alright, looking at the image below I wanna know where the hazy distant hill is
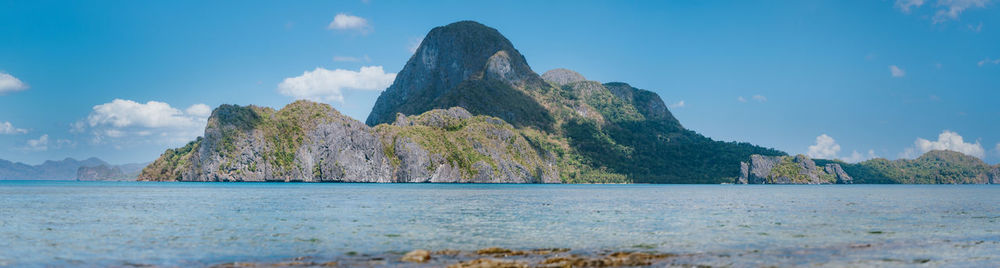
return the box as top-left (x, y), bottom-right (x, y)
top-left (0, 157), bottom-right (106, 180)
top-left (0, 157), bottom-right (145, 181)
top-left (76, 162), bottom-right (147, 181)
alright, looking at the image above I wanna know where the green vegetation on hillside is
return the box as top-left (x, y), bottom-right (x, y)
top-left (532, 81), bottom-right (784, 183)
top-left (375, 109), bottom-right (558, 181)
top-left (138, 137), bottom-right (202, 181)
top-left (814, 150), bottom-right (996, 184)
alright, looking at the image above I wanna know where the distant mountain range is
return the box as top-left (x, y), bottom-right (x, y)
top-left (136, 20), bottom-right (997, 184)
top-left (0, 157), bottom-right (145, 181)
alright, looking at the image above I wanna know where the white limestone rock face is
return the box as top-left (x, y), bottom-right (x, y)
top-left (142, 102), bottom-right (560, 184)
top-left (541, 68), bottom-right (586, 85)
top-left (737, 154), bottom-right (849, 184)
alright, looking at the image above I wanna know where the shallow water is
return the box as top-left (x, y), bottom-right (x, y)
top-left (0, 182), bottom-right (998, 266)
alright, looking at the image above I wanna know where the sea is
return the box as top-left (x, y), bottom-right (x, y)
top-left (1, 181), bottom-right (998, 267)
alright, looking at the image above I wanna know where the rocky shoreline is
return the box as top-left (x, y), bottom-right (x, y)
top-left (206, 248), bottom-right (677, 268)
top-left (192, 241), bottom-right (979, 268)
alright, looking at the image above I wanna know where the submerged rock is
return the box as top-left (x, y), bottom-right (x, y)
top-left (401, 250), bottom-right (431, 263)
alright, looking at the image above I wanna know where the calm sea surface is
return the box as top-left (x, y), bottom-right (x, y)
top-left (0, 182), bottom-right (998, 267)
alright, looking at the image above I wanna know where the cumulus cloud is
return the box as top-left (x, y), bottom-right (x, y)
top-left (737, 96), bottom-right (747, 103)
top-left (807, 134), bottom-right (841, 159)
top-left (978, 58), bottom-right (1000, 67)
top-left (901, 130), bottom-right (985, 158)
top-left (669, 100), bottom-right (685, 108)
top-left (896, 0), bottom-right (926, 13)
top-left (889, 65), bottom-right (906, 77)
top-left (841, 150), bottom-right (878, 163)
top-left (806, 134), bottom-right (876, 163)
top-left (933, 0), bottom-right (990, 23)
top-left (278, 66), bottom-right (396, 103)
top-left (25, 134), bottom-right (49, 151)
top-left (0, 72), bottom-right (28, 95)
top-left (0, 121), bottom-right (27, 134)
top-left (185, 103), bottom-right (212, 117)
top-left (79, 99), bottom-right (210, 144)
top-left (88, 99), bottom-right (204, 128)
top-left (328, 13), bottom-right (371, 33)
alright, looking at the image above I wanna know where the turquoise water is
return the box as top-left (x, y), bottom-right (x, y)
top-left (0, 182), bottom-right (998, 266)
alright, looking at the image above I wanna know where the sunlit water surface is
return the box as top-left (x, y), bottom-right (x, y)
top-left (1, 182), bottom-right (998, 266)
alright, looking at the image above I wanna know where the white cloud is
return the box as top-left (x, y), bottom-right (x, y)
top-left (328, 13), bottom-right (371, 33)
top-left (25, 134), bottom-right (49, 151)
top-left (933, 0), bottom-right (990, 23)
top-left (185, 104), bottom-right (212, 117)
top-left (737, 96), bottom-right (747, 103)
top-left (79, 99), bottom-right (209, 144)
top-left (669, 100), bottom-right (685, 108)
top-left (896, 0), bottom-right (926, 13)
top-left (901, 130), bottom-right (985, 158)
top-left (841, 150), bottom-right (878, 163)
top-left (333, 55), bottom-right (371, 63)
top-left (806, 134), bottom-right (876, 163)
top-left (889, 65), bottom-right (906, 77)
top-left (807, 134), bottom-right (841, 159)
top-left (0, 72), bottom-right (28, 95)
top-left (978, 58), bottom-right (1000, 67)
top-left (278, 66), bottom-right (396, 103)
top-left (0, 121), bottom-right (27, 134)
top-left (88, 99), bottom-right (204, 128)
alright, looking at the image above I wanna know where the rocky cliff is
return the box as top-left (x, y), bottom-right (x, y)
top-left (737, 154), bottom-right (851, 184)
top-left (139, 101), bottom-right (559, 183)
top-left (366, 21), bottom-right (554, 131)
top-left (991, 167), bottom-right (1000, 184)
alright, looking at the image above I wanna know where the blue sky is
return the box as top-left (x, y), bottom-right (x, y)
top-left (1, 0), bottom-right (998, 165)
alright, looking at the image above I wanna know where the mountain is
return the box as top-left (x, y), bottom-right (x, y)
top-left (367, 21), bottom-right (555, 131)
top-left (142, 20), bottom-right (784, 183)
top-left (815, 150), bottom-right (999, 184)
top-left (77, 162), bottom-right (147, 181)
top-left (139, 101), bottom-right (559, 182)
top-left (0, 157), bottom-right (108, 180)
top-left (736, 154), bottom-right (853, 184)
top-left (737, 150), bottom-right (1000, 184)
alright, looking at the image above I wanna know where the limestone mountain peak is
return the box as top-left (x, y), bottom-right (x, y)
top-left (365, 21), bottom-right (547, 127)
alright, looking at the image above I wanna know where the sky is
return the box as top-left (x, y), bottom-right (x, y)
top-left (1, 0), bottom-right (998, 165)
